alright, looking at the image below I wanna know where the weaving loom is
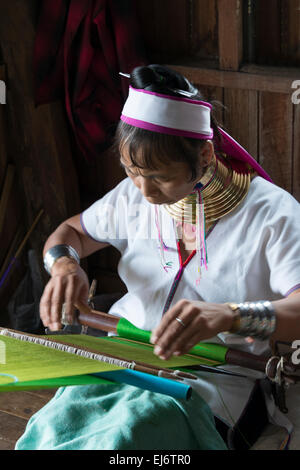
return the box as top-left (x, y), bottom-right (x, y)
top-left (0, 303), bottom-right (299, 405)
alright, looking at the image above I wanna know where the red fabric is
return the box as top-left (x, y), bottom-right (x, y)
top-left (33, 0), bottom-right (147, 161)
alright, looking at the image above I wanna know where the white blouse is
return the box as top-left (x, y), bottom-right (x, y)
top-left (81, 175), bottom-right (300, 426)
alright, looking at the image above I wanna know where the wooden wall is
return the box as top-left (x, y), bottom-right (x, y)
top-left (136, 0), bottom-right (300, 67)
top-left (92, 0), bottom-right (300, 295)
top-left (0, 1), bottom-right (81, 324)
top-left (135, 0), bottom-right (300, 200)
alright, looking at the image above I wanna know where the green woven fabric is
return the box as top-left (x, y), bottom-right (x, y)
top-left (0, 332), bottom-right (223, 393)
top-left (15, 383), bottom-right (227, 450)
top-left (0, 335), bottom-right (122, 390)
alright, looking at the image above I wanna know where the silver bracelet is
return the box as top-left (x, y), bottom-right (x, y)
top-left (43, 244), bottom-right (80, 275)
top-left (229, 301), bottom-right (276, 340)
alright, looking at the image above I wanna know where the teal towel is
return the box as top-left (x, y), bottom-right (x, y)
top-left (15, 383), bottom-right (227, 450)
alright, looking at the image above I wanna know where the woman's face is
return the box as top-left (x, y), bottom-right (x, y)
top-left (120, 142), bottom-right (212, 205)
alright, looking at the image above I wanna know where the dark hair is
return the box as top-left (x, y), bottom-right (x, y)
top-left (115, 64), bottom-right (221, 182)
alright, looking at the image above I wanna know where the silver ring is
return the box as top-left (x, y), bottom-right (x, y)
top-left (175, 317), bottom-right (186, 328)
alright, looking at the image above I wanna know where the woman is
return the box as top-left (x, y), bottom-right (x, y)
top-left (16, 65), bottom-right (300, 450)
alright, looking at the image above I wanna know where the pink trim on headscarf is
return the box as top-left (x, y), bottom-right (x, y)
top-left (217, 128), bottom-right (273, 183)
top-left (121, 115), bottom-right (214, 140)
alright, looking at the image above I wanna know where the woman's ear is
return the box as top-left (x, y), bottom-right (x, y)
top-left (200, 141), bottom-right (214, 167)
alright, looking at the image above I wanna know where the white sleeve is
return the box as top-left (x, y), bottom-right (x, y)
top-left (80, 178), bottom-right (132, 254)
top-left (264, 190), bottom-right (300, 297)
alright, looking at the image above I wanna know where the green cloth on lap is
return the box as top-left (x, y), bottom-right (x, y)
top-left (15, 383), bottom-right (227, 450)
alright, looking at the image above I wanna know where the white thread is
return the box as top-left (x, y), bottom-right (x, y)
top-left (0, 329), bottom-right (133, 369)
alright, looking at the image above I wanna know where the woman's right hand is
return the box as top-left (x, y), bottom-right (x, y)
top-left (39, 256), bottom-right (90, 331)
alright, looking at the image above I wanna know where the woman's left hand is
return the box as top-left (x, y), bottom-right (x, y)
top-left (150, 299), bottom-right (234, 360)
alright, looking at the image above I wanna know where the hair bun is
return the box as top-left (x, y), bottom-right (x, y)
top-left (130, 66), bottom-right (158, 90)
top-left (130, 64), bottom-right (199, 98)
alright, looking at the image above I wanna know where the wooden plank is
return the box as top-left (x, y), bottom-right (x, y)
top-left (0, 163), bottom-right (25, 283)
top-left (217, 0), bottom-right (243, 70)
top-left (0, 437), bottom-right (15, 450)
top-left (255, 0), bottom-right (281, 66)
top-left (47, 102), bottom-right (81, 218)
top-left (243, 0), bottom-right (256, 63)
top-left (286, 0), bottom-right (300, 65)
top-left (0, 164), bottom-right (14, 234)
top-left (168, 64), bottom-right (300, 94)
top-left (293, 102), bottom-right (300, 202)
top-left (223, 88), bottom-right (258, 159)
top-left (0, 228), bottom-right (23, 281)
top-left (0, 390), bottom-right (56, 449)
top-left (136, 0), bottom-right (190, 61)
top-left (281, 0), bottom-right (290, 63)
top-left (190, 0), bottom-right (218, 60)
top-left (0, 65), bottom-right (7, 191)
top-left (0, 391), bottom-right (55, 420)
top-left (0, 109), bottom-right (7, 189)
top-left (0, 191), bottom-right (23, 273)
top-left (240, 63), bottom-right (300, 78)
top-left (24, 389), bottom-right (58, 400)
top-left (259, 92), bottom-right (293, 191)
top-left (0, 1), bottom-right (81, 282)
top-left (278, 0), bottom-right (300, 66)
top-left (0, 410), bottom-right (28, 449)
